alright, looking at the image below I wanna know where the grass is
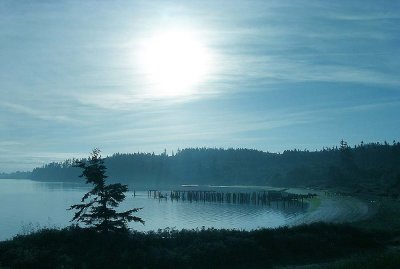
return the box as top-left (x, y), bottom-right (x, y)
top-left (277, 197), bottom-right (400, 269)
top-left (279, 250), bottom-right (400, 269)
top-left (306, 196), bottom-right (321, 212)
top-left (352, 198), bottom-right (400, 233)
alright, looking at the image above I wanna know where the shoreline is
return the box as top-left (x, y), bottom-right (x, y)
top-left (288, 188), bottom-right (376, 226)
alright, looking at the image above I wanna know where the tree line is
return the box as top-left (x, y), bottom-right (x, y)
top-left (26, 141), bottom-right (400, 192)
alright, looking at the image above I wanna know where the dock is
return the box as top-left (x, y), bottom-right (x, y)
top-left (147, 189), bottom-right (317, 208)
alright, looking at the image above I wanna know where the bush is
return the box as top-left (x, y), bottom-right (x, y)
top-left (0, 223), bottom-right (385, 269)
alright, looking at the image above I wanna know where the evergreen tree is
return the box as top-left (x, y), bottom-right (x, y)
top-left (340, 139), bottom-right (356, 171)
top-left (69, 148), bottom-right (144, 232)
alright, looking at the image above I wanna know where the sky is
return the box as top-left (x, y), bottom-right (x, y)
top-left (0, 0), bottom-right (399, 172)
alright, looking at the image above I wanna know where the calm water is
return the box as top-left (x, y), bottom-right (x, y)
top-left (0, 179), bottom-right (307, 240)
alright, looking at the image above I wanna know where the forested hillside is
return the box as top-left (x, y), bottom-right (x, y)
top-left (27, 141), bottom-right (400, 193)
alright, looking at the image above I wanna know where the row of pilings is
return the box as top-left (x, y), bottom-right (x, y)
top-left (147, 189), bottom-right (317, 207)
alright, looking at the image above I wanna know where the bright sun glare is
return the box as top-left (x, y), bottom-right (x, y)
top-left (138, 30), bottom-right (212, 98)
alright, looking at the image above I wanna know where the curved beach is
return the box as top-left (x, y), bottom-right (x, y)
top-left (290, 191), bottom-right (375, 226)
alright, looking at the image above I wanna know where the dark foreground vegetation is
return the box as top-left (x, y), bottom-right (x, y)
top-left (0, 223), bottom-right (389, 269)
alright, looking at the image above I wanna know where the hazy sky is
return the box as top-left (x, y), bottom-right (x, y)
top-left (1, 0), bottom-right (399, 172)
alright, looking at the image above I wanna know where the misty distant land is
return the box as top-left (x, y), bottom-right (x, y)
top-left (2, 141), bottom-right (400, 197)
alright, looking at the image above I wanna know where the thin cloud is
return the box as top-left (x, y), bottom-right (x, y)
top-left (0, 102), bottom-right (84, 124)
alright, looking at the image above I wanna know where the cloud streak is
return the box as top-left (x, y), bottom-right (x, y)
top-left (0, 102), bottom-right (84, 124)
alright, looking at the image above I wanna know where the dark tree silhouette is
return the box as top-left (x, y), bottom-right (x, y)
top-left (32, 142), bottom-right (400, 189)
top-left (69, 148), bottom-right (144, 232)
top-left (340, 139), bottom-right (357, 171)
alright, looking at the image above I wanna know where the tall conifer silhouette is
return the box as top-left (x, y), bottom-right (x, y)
top-left (69, 148), bottom-right (144, 232)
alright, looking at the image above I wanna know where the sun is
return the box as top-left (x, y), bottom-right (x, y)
top-left (138, 30), bottom-right (212, 98)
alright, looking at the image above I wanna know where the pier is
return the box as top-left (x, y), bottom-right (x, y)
top-left (147, 189), bottom-right (317, 207)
